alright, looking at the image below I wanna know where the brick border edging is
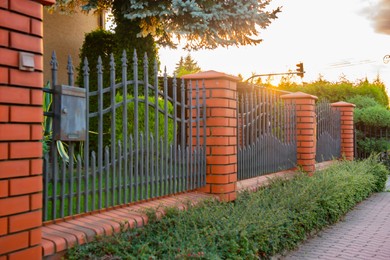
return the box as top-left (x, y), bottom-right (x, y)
top-left (41, 192), bottom-right (215, 259)
top-left (41, 160), bottom-right (338, 259)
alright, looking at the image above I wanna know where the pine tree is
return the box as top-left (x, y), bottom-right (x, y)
top-left (174, 54), bottom-right (201, 77)
top-left (51, 0), bottom-right (280, 50)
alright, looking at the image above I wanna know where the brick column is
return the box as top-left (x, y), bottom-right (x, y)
top-left (183, 71), bottom-right (239, 201)
top-left (331, 102), bottom-right (355, 161)
top-left (0, 0), bottom-right (54, 259)
top-left (281, 92), bottom-right (318, 175)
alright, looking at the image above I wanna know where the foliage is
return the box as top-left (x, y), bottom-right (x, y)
top-left (277, 78), bottom-right (389, 107)
top-left (114, 94), bottom-right (175, 143)
top-left (355, 106), bottom-right (390, 127)
top-left (357, 138), bottom-right (390, 154)
top-left (66, 158), bottom-right (388, 259)
top-left (75, 27), bottom-right (157, 150)
top-left (174, 53), bottom-right (201, 77)
top-left (346, 95), bottom-right (379, 109)
top-left (49, 0), bottom-right (281, 50)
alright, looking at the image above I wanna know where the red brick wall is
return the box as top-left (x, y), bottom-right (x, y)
top-left (183, 71), bottom-right (239, 201)
top-left (331, 102), bottom-right (355, 161)
top-left (0, 0), bottom-right (54, 259)
top-left (281, 92), bottom-right (318, 175)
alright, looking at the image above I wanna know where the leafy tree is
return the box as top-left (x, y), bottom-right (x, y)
top-left (174, 54), bottom-right (201, 77)
top-left (50, 0), bottom-right (281, 50)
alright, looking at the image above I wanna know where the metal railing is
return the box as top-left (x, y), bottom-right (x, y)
top-left (355, 124), bottom-right (390, 168)
top-left (43, 51), bottom-right (207, 221)
top-left (237, 85), bottom-right (297, 180)
top-left (315, 100), bottom-right (341, 162)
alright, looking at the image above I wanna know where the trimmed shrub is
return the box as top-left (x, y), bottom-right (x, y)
top-left (114, 94), bottom-right (175, 143)
top-left (346, 95), bottom-right (379, 109)
top-left (66, 159), bottom-right (389, 259)
top-left (356, 105), bottom-right (390, 127)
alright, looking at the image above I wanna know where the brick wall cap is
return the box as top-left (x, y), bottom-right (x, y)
top-left (34, 0), bottom-right (55, 5)
top-left (331, 101), bottom-right (356, 108)
top-left (182, 70), bottom-right (240, 82)
top-left (280, 91), bottom-right (318, 100)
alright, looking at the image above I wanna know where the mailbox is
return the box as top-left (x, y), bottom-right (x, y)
top-left (53, 85), bottom-right (86, 141)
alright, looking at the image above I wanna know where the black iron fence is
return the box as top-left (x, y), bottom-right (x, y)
top-left (315, 100), bottom-right (341, 162)
top-left (43, 51), bottom-right (207, 221)
top-left (355, 124), bottom-right (390, 168)
top-left (237, 85), bottom-right (297, 180)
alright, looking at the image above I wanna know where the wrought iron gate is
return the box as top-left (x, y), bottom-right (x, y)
top-left (237, 85), bottom-right (297, 180)
top-left (315, 100), bottom-right (341, 162)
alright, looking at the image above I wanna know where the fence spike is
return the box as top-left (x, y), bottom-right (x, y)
top-left (50, 51), bottom-right (58, 70)
top-left (83, 57), bottom-right (90, 76)
top-left (110, 53), bottom-right (115, 71)
top-left (67, 55), bottom-right (74, 86)
top-left (97, 56), bottom-right (103, 74)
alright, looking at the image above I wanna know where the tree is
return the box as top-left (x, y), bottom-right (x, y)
top-left (50, 0), bottom-right (281, 50)
top-left (174, 54), bottom-right (201, 77)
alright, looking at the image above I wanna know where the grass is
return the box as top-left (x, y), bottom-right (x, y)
top-left (44, 164), bottom-right (203, 221)
top-left (66, 157), bottom-right (389, 259)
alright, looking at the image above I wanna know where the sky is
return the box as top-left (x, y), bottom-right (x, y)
top-left (158, 0), bottom-right (390, 93)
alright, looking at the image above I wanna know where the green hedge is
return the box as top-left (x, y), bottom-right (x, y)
top-left (66, 158), bottom-right (389, 259)
top-left (114, 94), bottom-right (175, 143)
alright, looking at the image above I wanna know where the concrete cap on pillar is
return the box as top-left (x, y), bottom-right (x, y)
top-left (331, 101), bottom-right (356, 107)
top-left (280, 91), bottom-right (318, 100)
top-left (182, 70), bottom-right (240, 82)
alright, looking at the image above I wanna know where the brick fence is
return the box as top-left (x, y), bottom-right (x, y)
top-left (0, 1), bottom-right (355, 259)
top-left (0, 0), bottom-right (54, 259)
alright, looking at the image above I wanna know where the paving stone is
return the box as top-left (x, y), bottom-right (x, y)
top-left (283, 180), bottom-right (390, 260)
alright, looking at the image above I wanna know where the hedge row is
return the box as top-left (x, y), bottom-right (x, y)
top-left (67, 158), bottom-right (389, 259)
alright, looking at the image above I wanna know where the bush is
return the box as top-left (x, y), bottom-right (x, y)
top-left (346, 95), bottom-right (379, 109)
top-left (66, 159), bottom-right (389, 259)
top-left (356, 105), bottom-right (390, 127)
top-left (114, 94), bottom-right (175, 143)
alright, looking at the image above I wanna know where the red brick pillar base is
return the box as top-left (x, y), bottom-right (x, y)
top-left (0, 0), bottom-right (54, 259)
top-left (331, 102), bottom-right (355, 161)
top-left (281, 92), bottom-right (318, 175)
top-left (183, 71), bottom-right (239, 201)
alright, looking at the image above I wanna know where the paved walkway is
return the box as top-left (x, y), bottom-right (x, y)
top-left (282, 178), bottom-right (390, 260)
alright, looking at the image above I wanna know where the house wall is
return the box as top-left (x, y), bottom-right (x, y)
top-left (43, 9), bottom-right (101, 86)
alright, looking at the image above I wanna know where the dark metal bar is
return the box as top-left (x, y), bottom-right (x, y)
top-left (91, 151), bottom-right (96, 211)
top-left (67, 55), bottom-right (74, 86)
top-left (118, 141), bottom-right (122, 204)
top-left (133, 50), bottom-right (139, 202)
top-left (188, 81), bottom-right (193, 190)
top-left (109, 54), bottom-right (116, 206)
top-left (105, 146), bottom-right (109, 208)
top-left (97, 57), bottom-right (104, 200)
top-left (173, 76), bottom-right (178, 193)
top-left (83, 57), bottom-right (90, 213)
top-left (76, 154), bottom-right (82, 215)
top-left (60, 160), bottom-right (66, 218)
top-left (140, 132), bottom-right (144, 200)
top-left (43, 154), bottom-right (49, 221)
top-left (129, 135), bottom-right (134, 202)
top-left (121, 51), bottom-right (129, 204)
top-left (143, 54), bottom-right (149, 201)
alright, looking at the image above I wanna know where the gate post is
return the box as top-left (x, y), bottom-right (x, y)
top-left (183, 71), bottom-right (239, 201)
top-left (0, 0), bottom-right (54, 259)
top-left (331, 102), bottom-right (355, 161)
top-left (281, 92), bottom-right (318, 175)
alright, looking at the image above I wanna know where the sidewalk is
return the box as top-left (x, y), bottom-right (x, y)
top-left (281, 178), bottom-right (390, 260)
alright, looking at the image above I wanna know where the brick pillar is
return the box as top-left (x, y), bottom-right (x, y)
top-left (281, 92), bottom-right (318, 175)
top-left (0, 0), bottom-right (54, 259)
top-left (331, 102), bottom-right (355, 161)
top-left (183, 71), bottom-right (239, 201)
